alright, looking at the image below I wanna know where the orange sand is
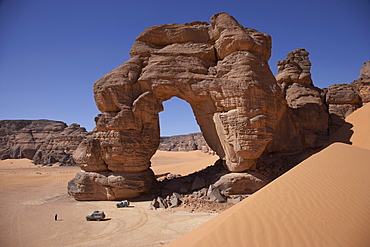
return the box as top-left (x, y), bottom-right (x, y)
top-left (334, 102), bottom-right (370, 150)
top-left (151, 150), bottom-right (219, 176)
top-left (0, 151), bottom-right (218, 247)
top-left (1, 104), bottom-right (369, 247)
top-left (166, 103), bottom-right (370, 247)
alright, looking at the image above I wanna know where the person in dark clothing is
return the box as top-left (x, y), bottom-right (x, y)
top-left (54, 214), bottom-right (58, 221)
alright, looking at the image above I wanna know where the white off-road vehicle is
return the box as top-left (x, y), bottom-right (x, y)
top-left (86, 211), bottom-right (105, 221)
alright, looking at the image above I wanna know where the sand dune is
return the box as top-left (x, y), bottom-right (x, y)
top-left (166, 104), bottom-right (370, 247)
top-left (329, 103), bottom-right (370, 150)
top-left (1, 105), bottom-right (369, 246)
top-left (340, 103), bottom-right (370, 150)
top-left (167, 143), bottom-right (370, 247)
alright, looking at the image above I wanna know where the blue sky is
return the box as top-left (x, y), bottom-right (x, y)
top-left (0, 0), bottom-right (369, 136)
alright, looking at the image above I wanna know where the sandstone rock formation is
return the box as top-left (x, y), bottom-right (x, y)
top-left (258, 54), bottom-right (370, 180)
top-left (68, 12), bottom-right (284, 200)
top-left (325, 61), bottom-right (369, 132)
top-left (158, 133), bottom-right (214, 154)
top-left (213, 172), bottom-right (268, 196)
top-left (352, 60), bottom-right (370, 104)
top-left (325, 83), bottom-right (362, 130)
top-left (0, 120), bottom-right (87, 165)
top-left (276, 48), bottom-right (313, 87)
top-left (268, 48), bottom-right (329, 152)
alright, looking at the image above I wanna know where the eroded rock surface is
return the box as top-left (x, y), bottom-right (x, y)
top-left (158, 133), bottom-right (214, 154)
top-left (259, 54), bottom-right (370, 180)
top-left (352, 60), bottom-right (370, 104)
top-left (269, 48), bottom-right (329, 152)
top-left (326, 83), bottom-right (362, 131)
top-left (0, 120), bottom-right (87, 165)
top-left (325, 61), bottom-right (369, 132)
top-left (68, 12), bottom-right (284, 200)
top-left (276, 48), bottom-right (313, 87)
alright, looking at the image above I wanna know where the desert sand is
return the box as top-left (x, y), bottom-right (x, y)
top-left (2, 104), bottom-right (369, 247)
top-left (330, 102), bottom-right (370, 150)
top-left (151, 150), bottom-right (219, 176)
top-left (0, 151), bottom-right (218, 247)
top-left (166, 103), bottom-right (370, 247)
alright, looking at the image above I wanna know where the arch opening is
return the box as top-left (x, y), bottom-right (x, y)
top-left (159, 97), bottom-right (200, 137)
top-left (153, 96), bottom-right (219, 178)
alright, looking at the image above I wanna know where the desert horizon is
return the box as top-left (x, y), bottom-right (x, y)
top-left (0, 150), bottom-right (220, 247)
top-left (1, 103), bottom-right (369, 246)
top-left (1, 4), bottom-right (369, 246)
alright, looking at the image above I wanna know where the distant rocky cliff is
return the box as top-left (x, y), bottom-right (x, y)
top-left (0, 120), bottom-right (88, 165)
top-left (158, 133), bottom-right (214, 154)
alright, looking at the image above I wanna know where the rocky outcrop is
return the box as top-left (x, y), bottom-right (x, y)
top-left (325, 61), bottom-right (369, 132)
top-left (276, 48), bottom-right (313, 87)
top-left (352, 60), bottom-right (370, 104)
top-left (325, 83), bottom-right (362, 131)
top-left (268, 48), bottom-right (329, 153)
top-left (0, 120), bottom-right (87, 165)
top-left (158, 133), bottom-right (214, 154)
top-left (68, 12), bottom-right (284, 200)
top-left (258, 54), bottom-right (370, 180)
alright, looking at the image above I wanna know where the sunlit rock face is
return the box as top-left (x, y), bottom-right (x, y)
top-left (268, 48), bottom-right (329, 152)
top-left (0, 120), bottom-right (87, 165)
top-left (68, 12), bottom-right (284, 200)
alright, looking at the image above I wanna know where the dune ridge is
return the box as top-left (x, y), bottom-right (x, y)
top-left (166, 104), bottom-right (370, 246)
top-left (166, 143), bottom-right (370, 247)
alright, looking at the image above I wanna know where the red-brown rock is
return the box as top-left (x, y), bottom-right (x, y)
top-left (0, 120), bottom-right (87, 165)
top-left (69, 12), bottom-right (284, 200)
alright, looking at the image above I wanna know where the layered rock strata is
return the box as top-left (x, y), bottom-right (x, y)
top-left (268, 48), bottom-right (329, 152)
top-left (158, 133), bottom-right (214, 154)
top-left (259, 54), bottom-right (369, 180)
top-left (68, 12), bottom-right (284, 200)
top-left (0, 120), bottom-right (87, 165)
top-left (325, 83), bottom-right (362, 131)
top-left (352, 60), bottom-right (370, 103)
top-left (325, 61), bottom-right (369, 132)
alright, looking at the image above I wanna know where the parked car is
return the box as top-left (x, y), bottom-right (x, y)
top-left (116, 200), bottom-right (130, 208)
top-left (86, 211), bottom-right (105, 221)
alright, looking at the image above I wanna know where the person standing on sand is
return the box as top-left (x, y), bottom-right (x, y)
top-left (54, 214), bottom-right (58, 221)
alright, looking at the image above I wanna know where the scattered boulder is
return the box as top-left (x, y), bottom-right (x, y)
top-left (207, 185), bottom-right (226, 203)
top-left (150, 193), bottom-right (183, 209)
top-left (150, 198), bottom-right (159, 210)
top-left (170, 193), bottom-right (182, 208)
top-left (157, 196), bottom-right (168, 209)
top-left (230, 196), bottom-right (245, 205)
top-left (213, 172), bottom-right (268, 196)
top-left (67, 169), bottom-right (155, 200)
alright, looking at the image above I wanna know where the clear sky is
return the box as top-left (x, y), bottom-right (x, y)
top-left (0, 0), bottom-right (369, 136)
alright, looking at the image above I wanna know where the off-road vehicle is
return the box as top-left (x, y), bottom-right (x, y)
top-left (86, 211), bottom-right (105, 221)
top-left (116, 200), bottom-right (130, 208)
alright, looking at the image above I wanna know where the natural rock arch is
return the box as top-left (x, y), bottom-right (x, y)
top-left (68, 13), bottom-right (284, 200)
